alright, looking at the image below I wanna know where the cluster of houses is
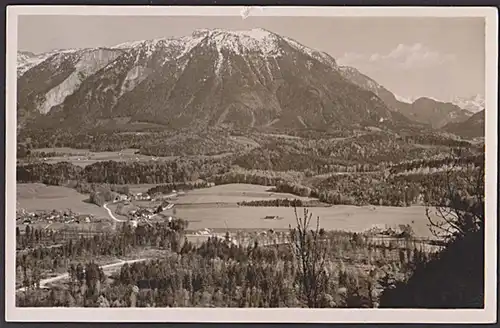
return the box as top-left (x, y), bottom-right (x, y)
top-left (111, 192), bottom-right (156, 203)
top-left (132, 193), bottom-right (151, 201)
top-left (16, 209), bottom-right (95, 225)
top-left (127, 201), bottom-right (175, 228)
top-left (194, 228), bottom-right (213, 236)
top-left (129, 207), bottom-right (155, 220)
top-left (112, 189), bottom-right (182, 206)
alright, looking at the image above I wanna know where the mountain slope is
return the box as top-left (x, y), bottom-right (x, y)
top-left (336, 66), bottom-right (473, 129)
top-left (18, 48), bottom-right (125, 116)
top-left (17, 51), bottom-right (54, 78)
top-left (19, 28), bottom-right (406, 133)
top-left (442, 110), bottom-right (485, 138)
top-left (404, 97), bottom-right (473, 129)
top-left (338, 66), bottom-right (401, 111)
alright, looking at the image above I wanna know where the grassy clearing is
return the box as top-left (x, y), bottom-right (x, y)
top-left (30, 147), bottom-right (233, 167)
top-left (32, 148), bottom-right (176, 167)
top-left (173, 205), bottom-right (436, 237)
top-left (176, 183), bottom-right (316, 204)
top-left (17, 183), bottom-right (109, 219)
top-left (167, 184), bottom-right (437, 238)
top-left (17, 183), bottom-right (437, 238)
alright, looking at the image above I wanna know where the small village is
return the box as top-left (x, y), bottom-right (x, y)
top-left (16, 208), bottom-right (98, 226)
top-left (15, 189), bottom-right (180, 230)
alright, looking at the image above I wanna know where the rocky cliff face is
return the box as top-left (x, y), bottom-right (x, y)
top-left (18, 48), bottom-right (125, 117)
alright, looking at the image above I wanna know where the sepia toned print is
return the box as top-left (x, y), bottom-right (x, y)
top-left (5, 6), bottom-right (497, 323)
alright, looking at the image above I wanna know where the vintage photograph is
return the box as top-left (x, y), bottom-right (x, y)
top-left (5, 5), bottom-right (497, 323)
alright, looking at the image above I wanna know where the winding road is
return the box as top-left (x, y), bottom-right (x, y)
top-left (16, 258), bottom-right (147, 292)
top-left (103, 203), bottom-right (127, 222)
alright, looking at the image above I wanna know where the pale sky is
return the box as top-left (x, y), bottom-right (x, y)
top-left (18, 15), bottom-right (485, 101)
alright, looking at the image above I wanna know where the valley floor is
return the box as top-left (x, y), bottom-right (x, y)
top-left (17, 182), bottom-right (436, 237)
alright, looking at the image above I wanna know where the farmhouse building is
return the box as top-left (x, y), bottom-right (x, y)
top-left (134, 193), bottom-right (151, 201)
top-left (113, 193), bottom-right (129, 202)
top-left (77, 214), bottom-right (92, 223)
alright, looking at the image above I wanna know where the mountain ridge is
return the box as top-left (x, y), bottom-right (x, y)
top-left (16, 28), bottom-right (477, 135)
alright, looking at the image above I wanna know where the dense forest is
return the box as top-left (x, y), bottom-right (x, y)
top-left (19, 128), bottom-right (476, 163)
top-left (16, 150), bottom-right (483, 208)
top-left (17, 159), bottom-right (232, 186)
top-left (17, 220), bottom-right (433, 308)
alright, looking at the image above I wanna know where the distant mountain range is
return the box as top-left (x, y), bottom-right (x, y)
top-left (450, 94), bottom-right (485, 113)
top-left (336, 67), bottom-right (475, 129)
top-left (443, 110), bottom-right (485, 138)
top-left (16, 28), bottom-right (483, 137)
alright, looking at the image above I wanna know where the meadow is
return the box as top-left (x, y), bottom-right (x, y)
top-left (174, 205), bottom-right (435, 237)
top-left (17, 182), bottom-right (436, 238)
top-left (31, 148), bottom-right (174, 167)
top-left (17, 183), bottom-right (109, 219)
top-left (160, 184), bottom-right (435, 237)
top-left (176, 184), bottom-right (316, 204)
top-left (29, 147), bottom-right (232, 167)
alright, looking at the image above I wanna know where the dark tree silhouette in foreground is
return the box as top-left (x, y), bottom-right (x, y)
top-left (288, 207), bottom-right (328, 308)
top-left (380, 150), bottom-right (485, 308)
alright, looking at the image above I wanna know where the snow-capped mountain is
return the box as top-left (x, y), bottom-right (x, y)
top-left (18, 28), bottom-right (408, 133)
top-left (451, 94), bottom-right (485, 113)
top-left (394, 94), bottom-right (414, 104)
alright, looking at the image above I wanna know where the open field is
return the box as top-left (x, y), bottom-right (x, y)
top-left (164, 184), bottom-right (437, 238)
top-left (173, 205), bottom-right (436, 238)
top-left (174, 184), bottom-right (318, 204)
top-left (17, 183), bottom-right (109, 219)
top-left (127, 184), bottom-right (160, 195)
top-left (17, 183), bottom-right (437, 238)
top-left (31, 148), bottom-right (176, 167)
top-left (30, 147), bottom-right (233, 167)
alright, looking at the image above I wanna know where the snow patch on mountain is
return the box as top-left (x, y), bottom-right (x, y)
top-left (394, 94), bottom-right (413, 104)
top-left (111, 28), bottom-right (337, 77)
top-left (194, 28), bottom-right (282, 57)
top-left (451, 94), bottom-right (485, 113)
top-left (18, 51), bottom-right (55, 77)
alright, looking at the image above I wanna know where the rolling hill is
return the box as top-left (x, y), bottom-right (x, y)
top-left (442, 110), bottom-right (485, 138)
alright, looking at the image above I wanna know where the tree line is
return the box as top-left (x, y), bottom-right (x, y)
top-left (237, 199), bottom-right (305, 207)
top-left (17, 159), bottom-right (232, 186)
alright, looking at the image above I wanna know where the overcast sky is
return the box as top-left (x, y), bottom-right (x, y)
top-left (18, 15), bottom-right (485, 101)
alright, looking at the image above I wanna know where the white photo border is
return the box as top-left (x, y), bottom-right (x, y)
top-left (4, 5), bottom-right (498, 323)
